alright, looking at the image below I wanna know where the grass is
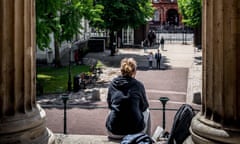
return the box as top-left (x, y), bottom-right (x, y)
top-left (37, 65), bottom-right (90, 94)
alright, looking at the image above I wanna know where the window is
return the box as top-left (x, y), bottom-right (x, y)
top-left (122, 27), bottom-right (134, 45)
top-left (154, 10), bottom-right (160, 21)
top-left (153, 0), bottom-right (160, 3)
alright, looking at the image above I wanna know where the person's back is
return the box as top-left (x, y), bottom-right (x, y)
top-left (106, 58), bottom-right (150, 139)
top-left (106, 76), bottom-right (147, 135)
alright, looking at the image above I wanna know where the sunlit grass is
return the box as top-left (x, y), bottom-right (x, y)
top-left (37, 74), bottom-right (53, 79)
top-left (37, 65), bottom-right (90, 94)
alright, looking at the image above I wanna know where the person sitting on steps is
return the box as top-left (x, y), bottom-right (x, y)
top-left (106, 58), bottom-right (151, 139)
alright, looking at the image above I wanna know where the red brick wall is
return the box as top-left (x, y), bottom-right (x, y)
top-left (152, 2), bottom-right (182, 25)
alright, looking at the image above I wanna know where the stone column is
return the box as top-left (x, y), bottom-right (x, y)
top-left (190, 0), bottom-right (240, 143)
top-left (0, 0), bottom-right (55, 143)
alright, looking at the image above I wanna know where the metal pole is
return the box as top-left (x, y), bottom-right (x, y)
top-left (68, 44), bottom-right (72, 91)
top-left (184, 29), bottom-right (187, 44)
top-left (63, 99), bottom-right (67, 134)
top-left (182, 26), bottom-right (184, 44)
top-left (159, 97), bottom-right (169, 130)
top-left (61, 94), bottom-right (69, 134)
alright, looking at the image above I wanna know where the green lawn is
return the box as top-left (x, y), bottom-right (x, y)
top-left (37, 65), bottom-right (90, 94)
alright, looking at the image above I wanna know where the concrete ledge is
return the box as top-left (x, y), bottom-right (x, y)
top-left (55, 134), bottom-right (120, 144)
top-left (186, 50), bottom-right (202, 106)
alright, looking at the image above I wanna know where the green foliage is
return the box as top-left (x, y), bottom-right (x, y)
top-left (37, 65), bottom-right (90, 94)
top-left (36, 0), bottom-right (103, 50)
top-left (93, 0), bottom-right (154, 31)
top-left (177, 0), bottom-right (202, 28)
top-left (36, 0), bottom-right (61, 50)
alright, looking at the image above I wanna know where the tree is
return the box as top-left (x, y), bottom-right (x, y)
top-left (36, 0), bottom-right (60, 50)
top-left (36, 0), bottom-right (103, 66)
top-left (177, 0), bottom-right (202, 46)
top-left (93, 0), bottom-right (154, 55)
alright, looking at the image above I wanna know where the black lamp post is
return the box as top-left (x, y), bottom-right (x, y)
top-left (182, 26), bottom-right (185, 44)
top-left (184, 29), bottom-right (187, 44)
top-left (67, 43), bottom-right (72, 92)
top-left (159, 97), bottom-right (169, 130)
top-left (61, 94), bottom-right (69, 134)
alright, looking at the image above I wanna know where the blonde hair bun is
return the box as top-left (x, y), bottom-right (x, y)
top-left (120, 58), bottom-right (137, 77)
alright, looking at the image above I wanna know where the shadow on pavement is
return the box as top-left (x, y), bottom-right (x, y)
top-left (85, 51), bottom-right (172, 71)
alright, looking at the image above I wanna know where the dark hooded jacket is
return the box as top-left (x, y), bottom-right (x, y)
top-left (106, 75), bottom-right (149, 135)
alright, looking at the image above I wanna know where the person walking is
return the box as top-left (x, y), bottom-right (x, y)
top-left (160, 36), bottom-right (165, 51)
top-left (148, 30), bottom-right (156, 48)
top-left (155, 49), bottom-right (162, 69)
top-left (142, 38), bottom-right (148, 53)
top-left (148, 52), bottom-right (154, 69)
top-left (105, 58), bottom-right (151, 139)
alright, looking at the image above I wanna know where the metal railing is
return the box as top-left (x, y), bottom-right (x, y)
top-left (155, 32), bottom-right (194, 45)
top-left (58, 95), bottom-right (200, 134)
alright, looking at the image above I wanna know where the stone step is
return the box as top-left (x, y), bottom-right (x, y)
top-left (54, 133), bottom-right (191, 144)
top-left (55, 134), bottom-right (120, 144)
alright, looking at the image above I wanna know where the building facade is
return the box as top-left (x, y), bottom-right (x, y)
top-left (150, 0), bottom-right (182, 29)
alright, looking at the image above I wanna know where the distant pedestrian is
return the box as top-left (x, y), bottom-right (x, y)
top-left (155, 49), bottom-right (162, 69)
top-left (148, 52), bottom-right (154, 69)
top-left (117, 37), bottom-right (122, 48)
top-left (142, 39), bottom-right (148, 53)
top-left (148, 30), bottom-right (156, 48)
top-left (160, 36), bottom-right (165, 51)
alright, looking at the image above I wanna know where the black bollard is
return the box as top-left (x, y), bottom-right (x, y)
top-left (159, 97), bottom-right (169, 130)
top-left (61, 94), bottom-right (69, 134)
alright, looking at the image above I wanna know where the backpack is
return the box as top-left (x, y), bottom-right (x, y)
top-left (167, 104), bottom-right (195, 144)
top-left (120, 133), bottom-right (154, 144)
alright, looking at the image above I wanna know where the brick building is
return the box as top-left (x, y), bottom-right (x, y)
top-left (150, 0), bottom-right (182, 29)
top-left (122, 0), bottom-right (183, 47)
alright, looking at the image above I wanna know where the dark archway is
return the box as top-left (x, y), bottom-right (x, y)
top-left (166, 9), bottom-right (179, 26)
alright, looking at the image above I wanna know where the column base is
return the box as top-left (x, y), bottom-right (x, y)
top-left (0, 104), bottom-right (55, 144)
top-left (190, 113), bottom-right (240, 144)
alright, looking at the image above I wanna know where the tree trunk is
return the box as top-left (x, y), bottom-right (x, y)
top-left (54, 39), bottom-right (62, 67)
top-left (109, 30), bottom-right (115, 56)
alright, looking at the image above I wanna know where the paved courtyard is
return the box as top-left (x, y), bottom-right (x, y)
top-left (37, 43), bottom-right (202, 143)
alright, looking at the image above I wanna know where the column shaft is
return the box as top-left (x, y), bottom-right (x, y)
top-left (191, 0), bottom-right (240, 143)
top-left (0, 0), bottom-right (54, 143)
top-left (0, 0), bottom-right (35, 116)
